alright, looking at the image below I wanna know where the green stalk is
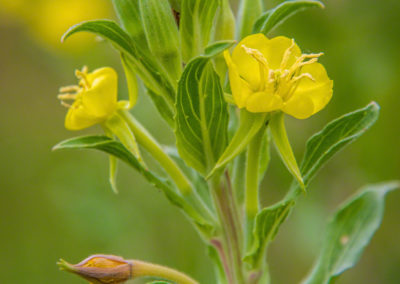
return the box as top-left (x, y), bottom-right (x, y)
top-left (119, 109), bottom-right (215, 222)
top-left (119, 109), bottom-right (191, 195)
top-left (245, 124), bottom-right (266, 249)
top-left (210, 173), bottom-right (245, 284)
top-left (132, 259), bottom-right (199, 284)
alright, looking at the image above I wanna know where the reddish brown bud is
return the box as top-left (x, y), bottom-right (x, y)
top-left (57, 254), bottom-right (132, 284)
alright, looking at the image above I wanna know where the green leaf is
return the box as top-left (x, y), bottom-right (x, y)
top-left (139, 0), bottom-right (182, 82)
top-left (147, 89), bottom-right (175, 128)
top-left (53, 136), bottom-right (214, 236)
top-left (112, 0), bottom-right (148, 49)
top-left (180, 0), bottom-right (220, 62)
top-left (175, 56), bottom-right (229, 176)
top-left (209, 110), bottom-right (267, 178)
top-left (62, 19), bottom-right (134, 56)
top-left (252, 0), bottom-right (324, 35)
top-left (245, 103), bottom-right (381, 268)
top-left (270, 112), bottom-right (304, 190)
top-left (300, 102), bottom-right (380, 188)
top-left (237, 0), bottom-right (263, 39)
top-left (204, 40), bottom-right (236, 57)
top-left (244, 200), bottom-right (295, 266)
top-left (303, 181), bottom-right (400, 284)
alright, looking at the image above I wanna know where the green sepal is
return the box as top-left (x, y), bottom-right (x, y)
top-left (53, 136), bottom-right (215, 237)
top-left (208, 110), bottom-right (268, 179)
top-left (269, 112), bottom-right (304, 191)
top-left (303, 181), bottom-right (399, 284)
top-left (139, 0), bottom-right (182, 83)
top-left (237, 0), bottom-right (263, 39)
top-left (180, 0), bottom-right (220, 62)
top-left (108, 155), bottom-right (119, 194)
top-left (120, 53), bottom-right (138, 109)
top-left (175, 55), bottom-right (229, 176)
top-left (103, 113), bottom-right (142, 163)
top-left (252, 0), bottom-right (324, 35)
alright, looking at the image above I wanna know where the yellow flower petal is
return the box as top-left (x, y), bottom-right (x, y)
top-left (245, 92), bottom-right (283, 113)
top-left (232, 33), bottom-right (269, 89)
top-left (82, 67), bottom-right (118, 117)
top-left (284, 63), bottom-right (333, 119)
top-left (224, 50), bottom-right (253, 108)
top-left (259, 36), bottom-right (301, 70)
top-left (65, 105), bottom-right (103, 130)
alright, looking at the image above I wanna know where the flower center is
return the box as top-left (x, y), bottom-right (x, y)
top-left (58, 66), bottom-right (90, 108)
top-left (241, 42), bottom-right (323, 101)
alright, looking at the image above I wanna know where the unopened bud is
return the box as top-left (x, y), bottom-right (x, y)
top-left (57, 254), bottom-right (132, 284)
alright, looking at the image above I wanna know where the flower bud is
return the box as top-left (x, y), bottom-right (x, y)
top-left (57, 254), bottom-right (132, 284)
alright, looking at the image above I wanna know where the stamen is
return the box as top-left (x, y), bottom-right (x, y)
top-left (280, 39), bottom-right (296, 69)
top-left (292, 73), bottom-right (315, 82)
top-left (75, 66), bottom-right (90, 89)
top-left (58, 93), bottom-right (78, 100)
top-left (59, 85), bottom-right (80, 93)
top-left (293, 53), bottom-right (323, 68)
top-left (241, 45), bottom-right (269, 67)
top-left (60, 101), bottom-right (72, 108)
top-left (242, 45), bottom-right (269, 91)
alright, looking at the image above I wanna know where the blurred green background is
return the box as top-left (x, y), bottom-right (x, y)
top-left (0, 0), bottom-right (399, 283)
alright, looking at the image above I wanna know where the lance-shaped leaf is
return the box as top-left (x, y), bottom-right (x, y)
top-left (140, 0), bottom-right (182, 83)
top-left (208, 110), bottom-right (267, 178)
top-left (53, 136), bottom-right (214, 237)
top-left (175, 56), bottom-right (229, 176)
top-left (237, 0), bottom-right (263, 39)
top-left (252, 0), bottom-right (324, 35)
top-left (112, 0), bottom-right (148, 50)
top-left (180, 0), bottom-right (220, 62)
top-left (270, 112), bottom-right (304, 190)
top-left (303, 181), bottom-right (399, 284)
top-left (244, 200), bottom-right (295, 266)
top-left (244, 102), bottom-right (380, 267)
top-left (291, 102), bottom-right (381, 198)
top-left (62, 20), bottom-right (175, 103)
top-left (62, 20), bottom-right (134, 55)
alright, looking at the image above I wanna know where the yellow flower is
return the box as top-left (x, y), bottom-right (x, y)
top-left (58, 66), bottom-right (120, 130)
top-left (224, 34), bottom-right (333, 119)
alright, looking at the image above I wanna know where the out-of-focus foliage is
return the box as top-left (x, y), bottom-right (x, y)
top-left (0, 0), bottom-right (399, 283)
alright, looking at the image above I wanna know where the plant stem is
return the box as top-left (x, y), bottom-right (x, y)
top-left (132, 259), bottom-right (199, 284)
top-left (119, 109), bottom-right (191, 194)
top-left (244, 125), bottom-right (266, 249)
top-left (210, 173), bottom-right (245, 284)
top-left (119, 110), bottom-right (215, 222)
